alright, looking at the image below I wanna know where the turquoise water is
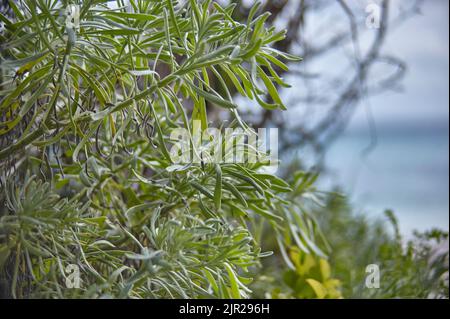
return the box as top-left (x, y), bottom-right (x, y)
top-left (322, 125), bottom-right (449, 236)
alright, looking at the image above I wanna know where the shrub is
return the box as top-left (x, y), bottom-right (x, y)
top-left (0, 0), bottom-right (325, 299)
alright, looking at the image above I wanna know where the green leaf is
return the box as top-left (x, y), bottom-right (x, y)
top-left (306, 279), bottom-right (327, 299)
top-left (191, 181), bottom-right (214, 200)
top-left (222, 180), bottom-right (248, 208)
top-left (257, 65), bottom-right (286, 110)
top-left (250, 204), bottom-right (283, 222)
top-left (0, 245), bottom-right (11, 269)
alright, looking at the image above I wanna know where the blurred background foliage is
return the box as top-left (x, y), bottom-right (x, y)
top-left (225, 0), bottom-right (450, 299)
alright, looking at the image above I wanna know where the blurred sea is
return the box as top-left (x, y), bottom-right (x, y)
top-left (321, 123), bottom-right (449, 237)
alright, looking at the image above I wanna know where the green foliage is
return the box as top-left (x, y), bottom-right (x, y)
top-left (280, 248), bottom-right (342, 299)
top-left (314, 193), bottom-right (449, 299)
top-left (0, 0), bottom-right (321, 299)
top-left (1, 0), bottom-right (446, 300)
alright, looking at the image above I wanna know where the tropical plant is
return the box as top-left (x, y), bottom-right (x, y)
top-left (314, 192), bottom-right (449, 299)
top-left (0, 0), bottom-right (330, 299)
